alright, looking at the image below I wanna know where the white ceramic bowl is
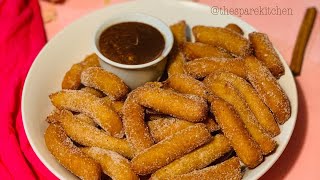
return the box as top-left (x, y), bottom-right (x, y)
top-left (22, 0), bottom-right (297, 179)
top-left (94, 13), bottom-right (173, 89)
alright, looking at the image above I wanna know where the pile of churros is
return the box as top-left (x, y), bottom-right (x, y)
top-left (44, 20), bottom-right (291, 180)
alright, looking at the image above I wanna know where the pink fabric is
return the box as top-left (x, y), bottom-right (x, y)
top-left (0, 0), bottom-right (56, 179)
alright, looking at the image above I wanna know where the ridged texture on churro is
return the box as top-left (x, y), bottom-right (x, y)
top-left (225, 23), bottom-right (244, 35)
top-left (204, 79), bottom-right (277, 155)
top-left (122, 93), bottom-right (154, 154)
top-left (57, 110), bottom-right (134, 159)
top-left (210, 97), bottom-right (263, 168)
top-left (207, 72), bottom-right (280, 137)
top-left (62, 53), bottom-right (100, 90)
top-left (45, 124), bottom-right (101, 180)
top-left (165, 74), bottom-right (208, 99)
top-left (184, 57), bottom-right (246, 79)
top-left (134, 86), bottom-right (208, 122)
top-left (82, 147), bottom-right (138, 180)
top-left (249, 32), bottom-right (285, 78)
top-left (193, 26), bottom-right (251, 57)
top-left (131, 124), bottom-right (211, 175)
top-left (173, 157), bottom-right (242, 180)
top-left (151, 134), bottom-right (231, 179)
top-left (81, 67), bottom-right (129, 100)
top-left (182, 42), bottom-right (232, 61)
top-left (245, 56), bottom-right (291, 124)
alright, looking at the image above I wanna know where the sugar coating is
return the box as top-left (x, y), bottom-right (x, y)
top-left (81, 87), bottom-right (105, 98)
top-left (167, 51), bottom-right (186, 77)
top-left (204, 79), bottom-right (277, 155)
top-left (183, 42), bottom-right (232, 61)
top-left (193, 26), bottom-right (251, 57)
top-left (49, 90), bottom-right (123, 137)
top-left (131, 124), bottom-right (212, 175)
top-left (184, 57), bottom-right (246, 79)
top-left (81, 67), bottom-right (129, 100)
top-left (151, 134), bottom-right (231, 179)
top-left (249, 32), bottom-right (285, 78)
top-left (44, 124), bottom-right (101, 180)
top-left (245, 56), bottom-right (291, 124)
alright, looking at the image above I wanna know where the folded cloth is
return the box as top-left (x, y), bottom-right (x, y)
top-left (0, 0), bottom-right (56, 179)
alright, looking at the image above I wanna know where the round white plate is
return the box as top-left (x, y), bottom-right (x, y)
top-left (22, 0), bottom-right (298, 179)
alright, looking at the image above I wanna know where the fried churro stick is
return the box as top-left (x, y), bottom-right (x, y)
top-left (122, 93), bottom-right (154, 154)
top-left (166, 21), bottom-right (187, 76)
top-left (184, 57), bottom-right (246, 79)
top-left (164, 74), bottom-right (208, 99)
top-left (245, 56), bottom-right (291, 124)
top-left (204, 79), bottom-right (277, 155)
top-left (147, 116), bottom-right (194, 143)
top-left (225, 23), bottom-right (244, 35)
top-left (44, 124), bottom-right (101, 180)
top-left (249, 32), bottom-right (285, 78)
top-left (147, 116), bottom-right (218, 142)
top-left (62, 53), bottom-right (100, 90)
top-left (81, 87), bottom-right (105, 98)
top-left (81, 67), bottom-right (129, 100)
top-left (131, 124), bottom-right (211, 175)
top-left (208, 72), bottom-right (280, 136)
top-left (151, 134), bottom-right (231, 179)
top-left (46, 109), bottom-right (96, 126)
top-left (173, 157), bottom-right (242, 180)
top-left (100, 96), bottom-right (124, 115)
top-left (58, 110), bottom-right (134, 159)
top-left (74, 113), bottom-right (96, 126)
top-left (193, 26), bottom-right (251, 57)
top-left (50, 90), bottom-right (123, 137)
top-left (82, 147), bottom-right (138, 180)
top-left (182, 42), bottom-right (232, 61)
top-left (134, 86), bottom-right (208, 122)
top-left (210, 97), bottom-right (263, 168)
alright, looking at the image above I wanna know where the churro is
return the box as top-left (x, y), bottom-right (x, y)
top-left (58, 110), bottom-right (134, 159)
top-left (184, 57), bottom-right (246, 79)
top-left (81, 87), bottom-right (105, 98)
top-left (62, 53), bottom-right (100, 90)
top-left (151, 134), bottom-right (231, 179)
top-left (167, 51), bottom-right (186, 76)
top-left (170, 20), bottom-right (187, 46)
top-left (210, 97), bottom-right (263, 168)
top-left (249, 32), bottom-right (284, 78)
top-left (45, 124), bottom-right (101, 180)
top-left (207, 72), bottom-right (280, 136)
top-left (204, 79), bottom-right (277, 155)
top-left (173, 157), bottom-right (242, 180)
top-left (193, 26), bottom-right (251, 57)
top-left (82, 147), bottom-right (138, 180)
top-left (225, 23), bottom-right (244, 35)
top-left (182, 42), bottom-right (232, 61)
top-left (164, 73), bottom-right (208, 99)
top-left (134, 86), bottom-right (208, 122)
top-left (81, 67), bottom-right (129, 100)
top-left (245, 56), bottom-right (291, 124)
top-left (100, 96), bottom-right (124, 115)
top-left (122, 93), bottom-right (154, 154)
top-left (50, 90), bottom-right (123, 137)
top-left (131, 124), bottom-right (211, 175)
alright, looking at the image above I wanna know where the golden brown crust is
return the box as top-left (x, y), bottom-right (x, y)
top-left (62, 53), bottom-right (100, 90)
top-left (245, 56), bottom-right (291, 124)
top-left (81, 67), bottom-right (129, 100)
top-left (170, 20), bottom-right (187, 46)
top-left (210, 97), bottom-right (263, 168)
top-left (182, 42), bottom-right (232, 61)
top-left (193, 26), bottom-right (251, 57)
top-left (44, 124), bottom-right (101, 180)
top-left (82, 147), bottom-right (138, 180)
top-left (81, 87), bottom-right (105, 98)
top-left (131, 124), bottom-right (212, 175)
top-left (49, 90), bottom-right (123, 137)
top-left (151, 134), bottom-right (231, 179)
top-left (173, 157), bottom-right (242, 180)
top-left (207, 72), bottom-right (280, 137)
top-left (249, 32), bottom-right (285, 78)
top-left (184, 57), bottom-right (246, 79)
top-left (167, 51), bottom-right (186, 77)
top-left (204, 79), bottom-right (277, 155)
top-left (225, 23), bottom-right (244, 35)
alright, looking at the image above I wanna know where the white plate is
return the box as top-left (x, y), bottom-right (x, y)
top-left (22, 0), bottom-right (298, 179)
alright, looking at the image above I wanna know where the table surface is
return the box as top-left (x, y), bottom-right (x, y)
top-left (40, 0), bottom-right (320, 179)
